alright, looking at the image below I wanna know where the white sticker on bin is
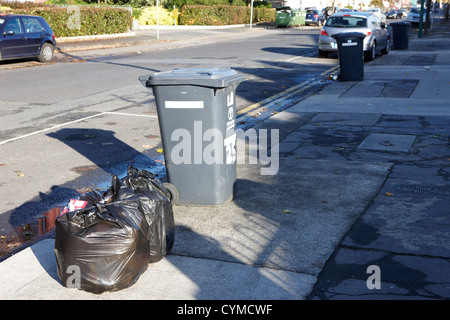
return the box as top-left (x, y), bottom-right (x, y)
top-left (342, 41), bottom-right (357, 47)
top-left (165, 101), bottom-right (204, 109)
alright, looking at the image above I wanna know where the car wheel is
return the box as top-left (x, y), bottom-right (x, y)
top-left (364, 43), bottom-right (376, 61)
top-left (318, 50), bottom-right (329, 58)
top-left (38, 43), bottom-right (54, 63)
top-left (381, 38), bottom-right (390, 54)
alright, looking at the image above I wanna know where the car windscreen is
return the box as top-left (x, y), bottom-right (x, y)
top-left (326, 16), bottom-right (367, 28)
top-left (410, 8), bottom-right (421, 13)
top-left (0, 18), bottom-right (4, 28)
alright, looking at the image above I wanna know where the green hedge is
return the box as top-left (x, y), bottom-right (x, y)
top-left (179, 5), bottom-right (275, 26)
top-left (3, 6), bottom-right (132, 37)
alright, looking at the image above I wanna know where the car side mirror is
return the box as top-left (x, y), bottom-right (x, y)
top-left (4, 30), bottom-right (15, 36)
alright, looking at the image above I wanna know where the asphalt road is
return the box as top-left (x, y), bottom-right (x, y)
top-left (0, 27), bottom-right (338, 143)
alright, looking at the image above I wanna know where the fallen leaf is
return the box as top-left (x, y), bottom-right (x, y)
top-left (321, 200), bottom-right (328, 204)
top-left (312, 261), bottom-right (324, 267)
top-left (17, 173), bottom-right (25, 177)
top-left (156, 148), bottom-right (164, 153)
top-left (282, 209), bottom-right (292, 214)
top-left (142, 144), bottom-right (152, 149)
top-left (386, 192), bottom-right (394, 197)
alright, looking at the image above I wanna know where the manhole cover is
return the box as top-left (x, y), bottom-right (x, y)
top-left (393, 184), bottom-right (450, 197)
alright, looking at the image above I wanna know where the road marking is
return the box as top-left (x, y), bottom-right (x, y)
top-left (0, 111), bottom-right (158, 146)
top-left (0, 113), bottom-right (106, 146)
top-left (285, 50), bottom-right (316, 61)
top-left (237, 64), bottom-right (339, 117)
top-left (105, 111), bottom-right (158, 118)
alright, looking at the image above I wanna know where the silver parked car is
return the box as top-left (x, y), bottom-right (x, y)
top-left (318, 11), bottom-right (390, 61)
top-left (406, 7), bottom-right (433, 26)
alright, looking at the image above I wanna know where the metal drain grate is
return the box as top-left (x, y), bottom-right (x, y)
top-left (393, 184), bottom-right (450, 197)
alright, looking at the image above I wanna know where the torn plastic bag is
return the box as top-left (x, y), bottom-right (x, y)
top-left (55, 175), bottom-right (151, 294)
top-left (121, 166), bottom-right (175, 262)
top-left (55, 167), bottom-right (175, 293)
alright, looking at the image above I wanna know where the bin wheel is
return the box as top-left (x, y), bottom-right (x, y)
top-left (163, 182), bottom-right (179, 205)
top-left (337, 73), bottom-right (346, 82)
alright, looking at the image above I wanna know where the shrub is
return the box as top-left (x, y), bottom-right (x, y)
top-left (166, 0), bottom-right (245, 10)
top-left (137, 6), bottom-right (179, 25)
top-left (0, 5), bottom-right (12, 12)
top-left (252, 7), bottom-right (275, 23)
top-left (179, 5), bottom-right (275, 25)
top-left (179, 5), bottom-right (248, 25)
top-left (5, 6), bottom-right (132, 37)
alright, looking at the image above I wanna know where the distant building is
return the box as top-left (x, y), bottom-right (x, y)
top-left (267, 0), bottom-right (412, 10)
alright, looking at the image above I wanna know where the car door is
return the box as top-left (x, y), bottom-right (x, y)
top-left (376, 16), bottom-right (387, 50)
top-left (1, 17), bottom-right (27, 59)
top-left (22, 16), bottom-right (45, 56)
top-left (372, 16), bottom-right (385, 50)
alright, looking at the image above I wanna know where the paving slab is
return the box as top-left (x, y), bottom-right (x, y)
top-left (342, 178), bottom-right (450, 259)
top-left (308, 113), bottom-right (382, 126)
top-left (357, 133), bottom-right (416, 152)
top-left (309, 247), bottom-right (450, 300)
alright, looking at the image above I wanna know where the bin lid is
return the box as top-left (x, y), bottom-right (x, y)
top-left (390, 21), bottom-right (411, 26)
top-left (139, 67), bottom-right (246, 89)
top-left (331, 32), bottom-right (366, 39)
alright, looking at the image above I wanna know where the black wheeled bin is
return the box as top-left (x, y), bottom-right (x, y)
top-left (391, 21), bottom-right (411, 50)
top-left (331, 32), bottom-right (365, 82)
top-left (139, 67), bottom-right (245, 206)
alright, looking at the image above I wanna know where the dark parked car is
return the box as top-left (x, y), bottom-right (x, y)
top-left (0, 14), bottom-right (56, 62)
top-left (305, 8), bottom-right (325, 26)
top-left (386, 10), bottom-right (399, 19)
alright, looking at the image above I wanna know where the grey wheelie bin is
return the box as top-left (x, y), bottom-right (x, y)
top-left (391, 21), bottom-right (410, 50)
top-left (331, 32), bottom-right (365, 82)
top-left (139, 67), bottom-right (245, 206)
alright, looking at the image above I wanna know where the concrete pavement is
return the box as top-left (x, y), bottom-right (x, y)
top-left (0, 20), bottom-right (449, 300)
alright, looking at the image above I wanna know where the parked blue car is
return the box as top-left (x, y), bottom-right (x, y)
top-left (0, 14), bottom-right (56, 62)
top-left (305, 8), bottom-right (325, 26)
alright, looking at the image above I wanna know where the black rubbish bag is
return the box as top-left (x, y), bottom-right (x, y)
top-left (121, 166), bottom-right (175, 262)
top-left (55, 167), bottom-right (175, 294)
